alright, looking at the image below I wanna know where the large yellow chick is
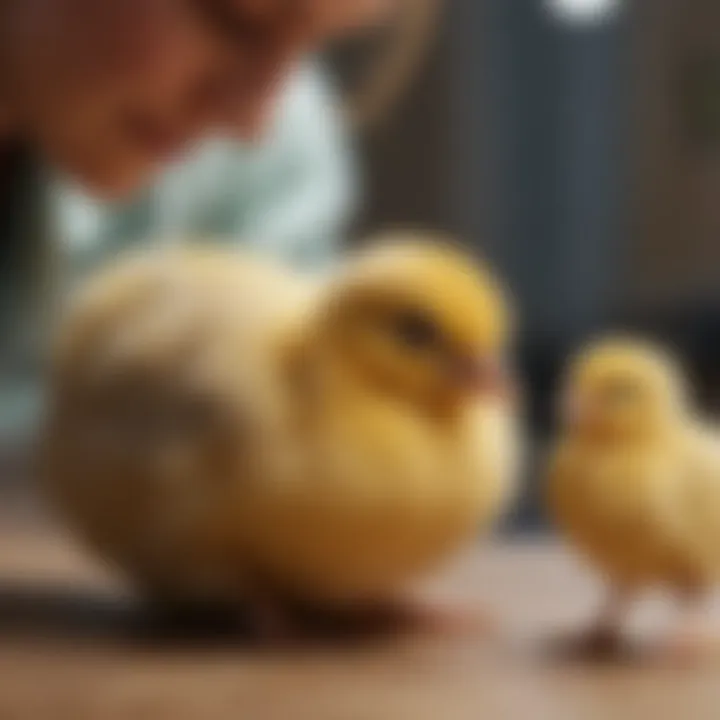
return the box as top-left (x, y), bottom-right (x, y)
top-left (547, 336), bottom-right (720, 655)
top-left (43, 233), bottom-right (521, 634)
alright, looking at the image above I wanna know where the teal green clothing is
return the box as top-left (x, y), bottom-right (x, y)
top-left (55, 62), bottom-right (357, 278)
top-left (0, 63), bottom-right (357, 440)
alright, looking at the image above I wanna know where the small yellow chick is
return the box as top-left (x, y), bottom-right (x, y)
top-left (547, 336), bottom-right (720, 655)
top-left (43, 232), bottom-right (522, 634)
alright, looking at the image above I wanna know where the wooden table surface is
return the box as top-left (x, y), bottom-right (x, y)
top-left (1, 512), bottom-right (719, 720)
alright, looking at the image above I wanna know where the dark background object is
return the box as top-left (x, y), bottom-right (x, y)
top-left (338, 0), bottom-right (720, 529)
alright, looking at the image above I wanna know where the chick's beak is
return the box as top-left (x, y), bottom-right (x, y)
top-left (453, 355), bottom-right (513, 399)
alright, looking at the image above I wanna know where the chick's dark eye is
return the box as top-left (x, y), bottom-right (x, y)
top-left (393, 311), bottom-right (440, 350)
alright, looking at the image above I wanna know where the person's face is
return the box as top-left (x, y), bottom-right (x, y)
top-left (8, 0), bottom-right (389, 197)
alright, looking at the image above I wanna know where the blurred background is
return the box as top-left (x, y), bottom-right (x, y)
top-left (2, 4), bottom-right (720, 714)
top-left (333, 0), bottom-right (720, 529)
top-left (3, 0), bottom-right (720, 536)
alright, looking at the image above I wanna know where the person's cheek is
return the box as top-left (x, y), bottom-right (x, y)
top-left (60, 0), bottom-right (166, 79)
top-left (81, 0), bottom-right (217, 102)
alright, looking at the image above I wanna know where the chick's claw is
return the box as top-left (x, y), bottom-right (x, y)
top-left (657, 609), bottom-right (720, 666)
top-left (576, 625), bottom-right (625, 660)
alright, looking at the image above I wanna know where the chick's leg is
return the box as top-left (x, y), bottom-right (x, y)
top-left (662, 587), bottom-right (720, 662)
top-left (580, 586), bottom-right (633, 656)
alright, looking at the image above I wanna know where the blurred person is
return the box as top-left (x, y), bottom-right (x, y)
top-left (0, 59), bottom-right (356, 447)
top-left (0, 0), bottom-right (389, 196)
top-left (0, 0), bottom-right (440, 458)
top-left (0, 0), bottom-right (398, 458)
top-left (57, 60), bottom-right (356, 279)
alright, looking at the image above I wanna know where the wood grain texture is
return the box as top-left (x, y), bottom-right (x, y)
top-left (1, 515), bottom-right (720, 720)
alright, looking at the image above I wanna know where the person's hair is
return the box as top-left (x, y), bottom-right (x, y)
top-left (343, 0), bottom-right (443, 131)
